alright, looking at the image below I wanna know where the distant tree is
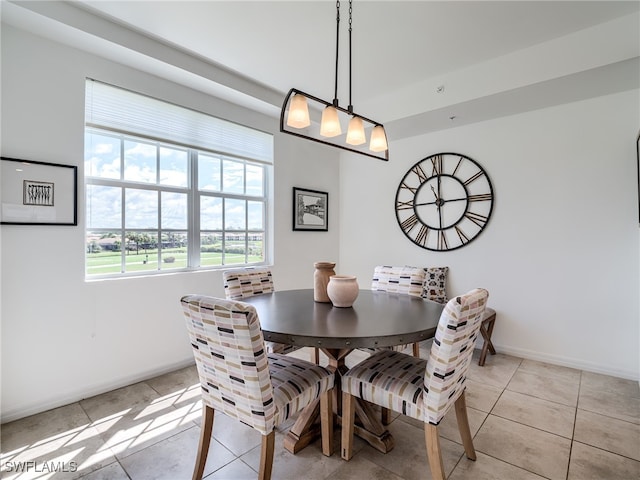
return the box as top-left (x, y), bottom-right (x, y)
top-left (126, 233), bottom-right (143, 254)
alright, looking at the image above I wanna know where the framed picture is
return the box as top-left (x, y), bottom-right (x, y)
top-left (293, 187), bottom-right (328, 231)
top-left (1, 157), bottom-right (78, 226)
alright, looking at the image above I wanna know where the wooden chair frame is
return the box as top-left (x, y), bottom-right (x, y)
top-left (342, 390), bottom-right (475, 480)
top-left (194, 391), bottom-right (333, 480)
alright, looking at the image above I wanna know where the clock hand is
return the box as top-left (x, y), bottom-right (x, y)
top-left (431, 182), bottom-right (446, 210)
top-left (414, 200), bottom-right (438, 207)
top-left (439, 196), bottom-right (468, 203)
top-left (432, 181), bottom-right (443, 228)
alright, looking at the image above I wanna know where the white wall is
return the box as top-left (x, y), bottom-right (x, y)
top-left (0, 25), bottom-right (340, 422)
top-left (339, 89), bottom-right (640, 379)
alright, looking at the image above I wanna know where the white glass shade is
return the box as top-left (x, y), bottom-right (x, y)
top-left (369, 125), bottom-right (388, 152)
top-left (320, 106), bottom-right (342, 137)
top-left (286, 93), bottom-right (311, 128)
top-left (346, 116), bottom-right (366, 145)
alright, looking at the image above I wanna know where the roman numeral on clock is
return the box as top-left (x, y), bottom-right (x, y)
top-left (400, 214), bottom-right (418, 232)
top-left (396, 200), bottom-right (414, 211)
top-left (411, 164), bottom-right (428, 183)
top-left (400, 182), bottom-right (417, 194)
top-left (464, 171), bottom-right (484, 186)
top-left (430, 155), bottom-right (443, 176)
top-left (455, 226), bottom-right (469, 244)
top-left (438, 230), bottom-right (448, 250)
top-left (464, 211), bottom-right (488, 227)
top-left (468, 193), bottom-right (492, 202)
top-left (414, 225), bottom-right (429, 246)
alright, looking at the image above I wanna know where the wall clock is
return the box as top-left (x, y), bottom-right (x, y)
top-left (395, 152), bottom-right (494, 251)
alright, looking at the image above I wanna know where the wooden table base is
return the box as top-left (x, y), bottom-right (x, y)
top-left (282, 347), bottom-right (395, 455)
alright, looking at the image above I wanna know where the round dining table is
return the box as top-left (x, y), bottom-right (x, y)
top-left (242, 288), bottom-right (444, 455)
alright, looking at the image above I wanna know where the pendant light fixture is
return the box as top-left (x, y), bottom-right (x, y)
top-left (280, 0), bottom-right (389, 161)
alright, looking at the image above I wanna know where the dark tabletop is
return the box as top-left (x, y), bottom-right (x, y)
top-left (242, 289), bottom-right (444, 349)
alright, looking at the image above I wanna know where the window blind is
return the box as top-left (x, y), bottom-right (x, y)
top-left (85, 79), bottom-right (273, 163)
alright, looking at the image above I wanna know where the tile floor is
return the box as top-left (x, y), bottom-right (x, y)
top-left (1, 347), bottom-right (639, 480)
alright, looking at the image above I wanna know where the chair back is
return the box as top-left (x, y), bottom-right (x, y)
top-left (371, 265), bottom-right (425, 298)
top-left (424, 288), bottom-right (489, 424)
top-left (223, 267), bottom-right (274, 299)
top-left (180, 294), bottom-right (276, 435)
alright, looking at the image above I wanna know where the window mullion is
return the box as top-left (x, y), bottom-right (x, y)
top-left (189, 150), bottom-right (200, 268)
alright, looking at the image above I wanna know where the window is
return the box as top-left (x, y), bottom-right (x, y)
top-left (85, 80), bottom-right (272, 277)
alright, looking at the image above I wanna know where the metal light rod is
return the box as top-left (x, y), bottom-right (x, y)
top-left (280, 0), bottom-right (389, 161)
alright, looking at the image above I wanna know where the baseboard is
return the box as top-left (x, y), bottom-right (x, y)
top-left (489, 342), bottom-right (639, 381)
top-left (1, 357), bottom-right (196, 424)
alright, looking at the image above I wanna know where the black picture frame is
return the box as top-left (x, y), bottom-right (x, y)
top-left (293, 187), bottom-right (328, 231)
top-left (1, 157), bottom-right (78, 226)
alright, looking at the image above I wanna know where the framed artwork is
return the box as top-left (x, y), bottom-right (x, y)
top-left (1, 157), bottom-right (78, 226)
top-left (293, 187), bottom-right (328, 231)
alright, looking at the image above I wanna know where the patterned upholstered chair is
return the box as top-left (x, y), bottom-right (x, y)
top-left (223, 267), bottom-right (274, 299)
top-left (181, 295), bottom-right (334, 480)
top-left (341, 288), bottom-right (489, 480)
top-left (223, 267), bottom-right (296, 356)
top-left (370, 265), bottom-right (426, 356)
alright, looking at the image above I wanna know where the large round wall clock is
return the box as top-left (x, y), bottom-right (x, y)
top-left (395, 152), bottom-right (494, 251)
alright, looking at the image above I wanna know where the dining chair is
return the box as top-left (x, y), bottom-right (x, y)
top-left (341, 288), bottom-right (489, 480)
top-left (223, 267), bottom-right (300, 356)
top-left (180, 294), bottom-right (334, 480)
top-left (370, 265), bottom-right (426, 356)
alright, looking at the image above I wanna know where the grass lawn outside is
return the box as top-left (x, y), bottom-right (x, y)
top-left (86, 248), bottom-right (262, 275)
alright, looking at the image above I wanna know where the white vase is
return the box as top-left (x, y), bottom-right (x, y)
top-left (327, 275), bottom-right (359, 308)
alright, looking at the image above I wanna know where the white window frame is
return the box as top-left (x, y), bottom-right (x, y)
top-left (84, 80), bottom-right (273, 279)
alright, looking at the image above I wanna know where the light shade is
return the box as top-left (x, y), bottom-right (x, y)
top-left (369, 125), bottom-right (388, 152)
top-left (286, 93), bottom-right (311, 128)
top-left (346, 116), bottom-right (366, 145)
top-left (320, 106), bottom-right (342, 137)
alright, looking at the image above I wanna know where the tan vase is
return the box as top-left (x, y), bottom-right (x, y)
top-left (327, 275), bottom-right (359, 308)
top-left (314, 262), bottom-right (336, 303)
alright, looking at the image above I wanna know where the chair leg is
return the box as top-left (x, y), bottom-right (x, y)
top-left (320, 389), bottom-right (334, 456)
top-left (412, 342), bottom-right (420, 357)
top-left (454, 392), bottom-right (476, 460)
top-left (313, 347), bottom-right (320, 364)
top-left (258, 431), bottom-right (275, 480)
top-left (425, 423), bottom-right (446, 480)
top-left (192, 405), bottom-right (214, 480)
top-left (341, 391), bottom-right (356, 460)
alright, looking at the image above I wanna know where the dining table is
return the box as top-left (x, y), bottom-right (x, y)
top-left (242, 288), bottom-right (444, 455)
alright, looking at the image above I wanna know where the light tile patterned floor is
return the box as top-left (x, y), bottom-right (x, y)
top-left (1, 348), bottom-right (639, 479)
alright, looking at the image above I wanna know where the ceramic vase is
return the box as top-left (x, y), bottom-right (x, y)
top-left (327, 275), bottom-right (359, 308)
top-left (314, 261), bottom-right (336, 302)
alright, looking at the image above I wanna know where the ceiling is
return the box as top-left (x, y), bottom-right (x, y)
top-left (3, 1), bottom-right (639, 138)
